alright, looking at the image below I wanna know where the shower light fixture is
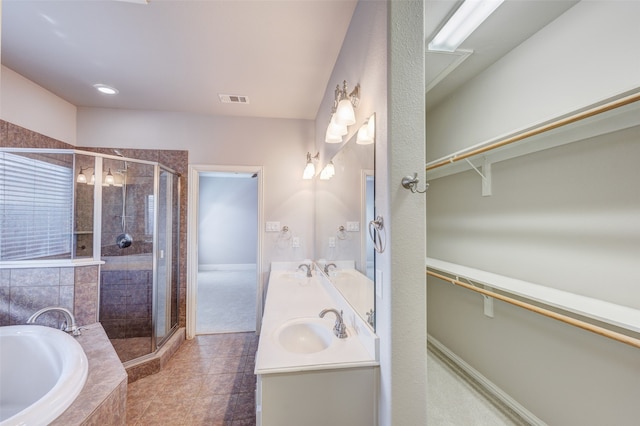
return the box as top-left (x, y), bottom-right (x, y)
top-left (428, 0), bottom-right (504, 52)
top-left (302, 152), bottom-right (319, 180)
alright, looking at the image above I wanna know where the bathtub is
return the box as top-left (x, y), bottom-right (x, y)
top-left (0, 325), bottom-right (88, 426)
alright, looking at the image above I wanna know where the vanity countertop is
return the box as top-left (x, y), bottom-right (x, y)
top-left (255, 268), bottom-right (378, 375)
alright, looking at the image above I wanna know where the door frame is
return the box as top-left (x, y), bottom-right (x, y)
top-left (186, 164), bottom-right (264, 339)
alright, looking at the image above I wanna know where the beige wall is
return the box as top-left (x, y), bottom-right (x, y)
top-left (426, 1), bottom-right (640, 424)
top-left (1, 65), bottom-right (77, 144)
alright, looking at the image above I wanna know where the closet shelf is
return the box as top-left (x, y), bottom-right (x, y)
top-left (426, 257), bottom-right (640, 335)
top-left (425, 90), bottom-right (640, 182)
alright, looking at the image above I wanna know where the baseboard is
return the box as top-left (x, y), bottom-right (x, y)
top-left (427, 334), bottom-right (546, 426)
top-left (199, 263), bottom-right (257, 271)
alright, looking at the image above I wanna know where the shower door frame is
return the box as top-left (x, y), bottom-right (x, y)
top-left (152, 165), bottom-right (181, 350)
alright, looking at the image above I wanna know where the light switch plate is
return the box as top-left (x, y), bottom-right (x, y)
top-left (346, 221), bottom-right (360, 232)
top-left (328, 237), bottom-right (336, 248)
top-left (292, 237), bottom-right (300, 248)
top-left (265, 222), bottom-right (280, 232)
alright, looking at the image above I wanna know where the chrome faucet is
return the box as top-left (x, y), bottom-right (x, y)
top-left (297, 263), bottom-right (312, 278)
top-left (319, 308), bottom-right (347, 339)
top-left (324, 263), bottom-right (337, 275)
top-left (27, 307), bottom-right (82, 336)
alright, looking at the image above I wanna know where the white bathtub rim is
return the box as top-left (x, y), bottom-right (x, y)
top-left (0, 325), bottom-right (89, 426)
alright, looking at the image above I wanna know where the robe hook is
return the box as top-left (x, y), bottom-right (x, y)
top-left (401, 173), bottom-right (429, 194)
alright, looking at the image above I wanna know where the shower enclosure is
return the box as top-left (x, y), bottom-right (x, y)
top-left (0, 148), bottom-right (180, 364)
top-left (86, 153), bottom-right (180, 363)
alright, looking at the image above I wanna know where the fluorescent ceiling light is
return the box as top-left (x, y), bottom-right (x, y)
top-left (428, 0), bottom-right (504, 52)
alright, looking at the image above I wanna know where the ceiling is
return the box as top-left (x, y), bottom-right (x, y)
top-left (2, 0), bottom-right (579, 119)
top-left (1, 0), bottom-right (358, 120)
top-left (425, 0), bottom-right (579, 111)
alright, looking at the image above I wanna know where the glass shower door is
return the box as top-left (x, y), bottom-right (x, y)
top-left (154, 167), bottom-right (179, 347)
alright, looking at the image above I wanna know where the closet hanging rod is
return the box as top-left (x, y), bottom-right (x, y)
top-left (426, 269), bottom-right (640, 350)
top-left (426, 90), bottom-right (640, 172)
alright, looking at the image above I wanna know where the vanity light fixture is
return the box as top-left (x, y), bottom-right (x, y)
top-left (356, 115), bottom-right (375, 145)
top-left (104, 168), bottom-right (115, 186)
top-left (93, 84), bottom-right (119, 95)
top-left (76, 167), bottom-right (95, 184)
top-left (302, 152), bottom-right (319, 180)
top-left (319, 161), bottom-right (335, 180)
top-left (428, 0), bottom-right (504, 52)
top-left (325, 80), bottom-right (360, 143)
top-left (334, 81), bottom-right (359, 126)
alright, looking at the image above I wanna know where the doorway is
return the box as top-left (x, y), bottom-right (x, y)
top-left (187, 165), bottom-right (263, 337)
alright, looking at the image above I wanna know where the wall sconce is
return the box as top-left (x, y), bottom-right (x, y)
top-left (76, 167), bottom-right (95, 184)
top-left (356, 115), bottom-right (375, 145)
top-left (319, 161), bottom-right (335, 180)
top-left (302, 152), bottom-right (319, 180)
top-left (325, 80), bottom-right (360, 143)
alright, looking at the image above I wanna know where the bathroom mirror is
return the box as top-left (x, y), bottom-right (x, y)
top-left (315, 113), bottom-right (375, 329)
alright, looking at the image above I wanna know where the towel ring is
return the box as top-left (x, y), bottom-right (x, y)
top-left (368, 215), bottom-right (385, 253)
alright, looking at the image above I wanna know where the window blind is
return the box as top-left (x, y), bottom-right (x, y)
top-left (0, 152), bottom-right (73, 261)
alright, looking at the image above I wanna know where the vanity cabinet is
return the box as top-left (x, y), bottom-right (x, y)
top-left (255, 264), bottom-right (379, 426)
top-left (257, 366), bottom-right (378, 426)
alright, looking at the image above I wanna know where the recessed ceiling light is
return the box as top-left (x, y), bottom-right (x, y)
top-left (93, 84), bottom-right (119, 95)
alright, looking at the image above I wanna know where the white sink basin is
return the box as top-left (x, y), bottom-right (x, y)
top-left (276, 318), bottom-right (334, 354)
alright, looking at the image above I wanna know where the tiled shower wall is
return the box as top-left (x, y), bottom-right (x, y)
top-left (1, 120), bottom-right (189, 329)
top-left (100, 269), bottom-right (153, 338)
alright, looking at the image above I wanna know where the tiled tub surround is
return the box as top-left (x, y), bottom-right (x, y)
top-left (1, 120), bottom-right (189, 330)
top-left (0, 265), bottom-right (100, 328)
top-left (50, 323), bottom-right (128, 425)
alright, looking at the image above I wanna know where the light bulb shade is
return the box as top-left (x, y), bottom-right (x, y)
top-left (105, 168), bottom-right (115, 185)
top-left (319, 162), bottom-right (335, 180)
top-left (367, 115), bottom-right (375, 139)
top-left (320, 168), bottom-right (332, 180)
top-left (328, 114), bottom-right (348, 137)
top-left (334, 98), bottom-right (356, 126)
top-left (325, 126), bottom-right (343, 143)
top-left (356, 121), bottom-right (373, 145)
top-left (76, 172), bottom-right (87, 184)
top-left (302, 162), bottom-right (315, 180)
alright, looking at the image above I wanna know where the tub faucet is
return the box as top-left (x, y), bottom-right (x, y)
top-left (319, 308), bottom-right (347, 339)
top-left (324, 263), bottom-right (337, 274)
top-left (297, 263), bottom-right (312, 278)
top-left (27, 307), bottom-right (82, 336)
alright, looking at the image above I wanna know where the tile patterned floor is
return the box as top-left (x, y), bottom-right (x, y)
top-left (126, 332), bottom-right (258, 426)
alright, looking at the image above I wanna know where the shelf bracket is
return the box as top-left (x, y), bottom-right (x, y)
top-left (483, 286), bottom-right (494, 318)
top-left (464, 158), bottom-right (492, 197)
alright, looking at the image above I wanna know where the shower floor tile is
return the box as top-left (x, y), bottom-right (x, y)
top-left (126, 332), bottom-right (258, 425)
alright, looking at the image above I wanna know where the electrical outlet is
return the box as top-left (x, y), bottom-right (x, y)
top-left (265, 221), bottom-right (280, 232)
top-left (346, 221), bottom-right (360, 232)
top-left (292, 237), bottom-right (300, 248)
top-left (328, 237), bottom-right (336, 248)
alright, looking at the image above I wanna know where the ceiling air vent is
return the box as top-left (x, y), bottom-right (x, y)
top-left (218, 94), bottom-right (250, 104)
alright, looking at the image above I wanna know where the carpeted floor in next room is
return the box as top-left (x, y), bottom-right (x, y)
top-left (126, 332), bottom-right (258, 426)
